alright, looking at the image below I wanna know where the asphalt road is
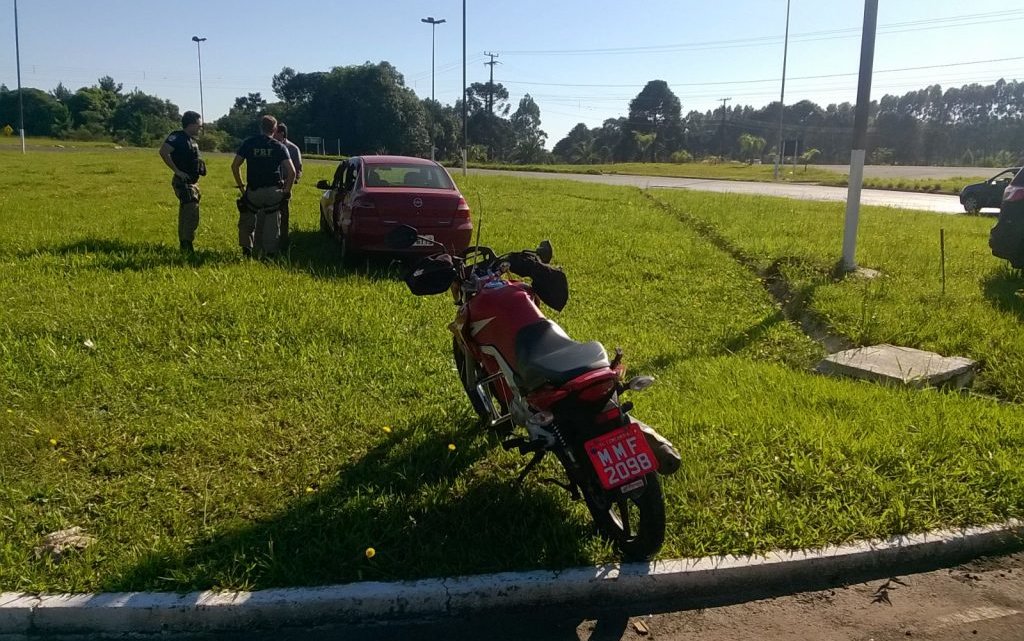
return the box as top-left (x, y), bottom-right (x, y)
top-left (468, 168), bottom-right (966, 214)
top-left (810, 164), bottom-right (1009, 180)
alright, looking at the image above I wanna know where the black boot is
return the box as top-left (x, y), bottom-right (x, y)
top-left (180, 240), bottom-right (194, 253)
top-left (241, 247), bottom-right (252, 258)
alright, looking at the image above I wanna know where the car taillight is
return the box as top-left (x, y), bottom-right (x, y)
top-left (353, 197), bottom-right (376, 212)
top-left (456, 196), bottom-right (471, 218)
top-left (1004, 185), bottom-right (1024, 203)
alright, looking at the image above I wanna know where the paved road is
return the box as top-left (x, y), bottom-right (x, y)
top-left (468, 168), bottom-right (966, 214)
top-left (810, 164), bottom-right (1009, 180)
top-left (246, 552), bottom-right (1024, 641)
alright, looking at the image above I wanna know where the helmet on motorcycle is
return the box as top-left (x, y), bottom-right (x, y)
top-left (405, 254), bottom-right (457, 295)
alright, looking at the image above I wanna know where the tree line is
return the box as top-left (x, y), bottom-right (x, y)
top-left (1, 65), bottom-right (1022, 167)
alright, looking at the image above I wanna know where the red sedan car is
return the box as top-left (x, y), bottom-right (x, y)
top-left (316, 155), bottom-right (472, 263)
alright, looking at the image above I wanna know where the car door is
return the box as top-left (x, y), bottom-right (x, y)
top-left (985, 170), bottom-right (1016, 207)
top-left (338, 159), bottom-right (360, 237)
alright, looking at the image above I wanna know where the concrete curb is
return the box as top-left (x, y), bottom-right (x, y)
top-left (2, 520), bottom-right (1022, 637)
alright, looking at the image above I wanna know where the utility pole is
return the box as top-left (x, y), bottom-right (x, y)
top-left (14, 0), bottom-right (25, 154)
top-left (774, 0), bottom-right (792, 180)
top-left (841, 0), bottom-right (879, 272)
top-left (718, 97), bottom-right (731, 158)
top-left (461, 0), bottom-right (467, 176)
top-left (484, 51), bottom-right (500, 114)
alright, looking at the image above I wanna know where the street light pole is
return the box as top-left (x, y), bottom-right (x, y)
top-left (421, 16), bottom-right (446, 161)
top-left (14, 0), bottom-right (25, 154)
top-left (420, 17), bottom-right (446, 103)
top-left (773, 0), bottom-right (791, 180)
top-left (191, 36), bottom-right (207, 125)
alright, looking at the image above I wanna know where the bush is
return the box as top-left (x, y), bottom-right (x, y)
top-left (670, 150), bottom-right (694, 164)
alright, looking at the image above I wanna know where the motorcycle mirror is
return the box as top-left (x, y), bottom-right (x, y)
top-left (386, 225), bottom-right (419, 249)
top-left (537, 239), bottom-right (553, 264)
top-left (315, 179), bottom-right (331, 190)
top-left (626, 375), bottom-right (656, 392)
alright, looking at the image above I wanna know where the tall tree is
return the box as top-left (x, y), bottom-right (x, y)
top-left (510, 94), bottom-right (548, 163)
top-left (627, 80), bottom-right (684, 161)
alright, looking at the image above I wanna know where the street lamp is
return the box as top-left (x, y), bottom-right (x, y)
top-left (421, 16), bottom-right (446, 161)
top-left (191, 36), bottom-right (207, 125)
top-left (420, 17), bottom-right (446, 103)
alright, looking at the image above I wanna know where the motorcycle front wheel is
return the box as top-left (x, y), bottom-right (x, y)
top-left (581, 472), bottom-right (666, 561)
top-left (452, 337), bottom-right (508, 422)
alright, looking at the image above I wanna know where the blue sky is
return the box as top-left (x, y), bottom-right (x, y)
top-left (1, 0), bottom-right (1021, 146)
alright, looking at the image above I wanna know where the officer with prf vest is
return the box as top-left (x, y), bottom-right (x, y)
top-left (231, 114), bottom-right (296, 258)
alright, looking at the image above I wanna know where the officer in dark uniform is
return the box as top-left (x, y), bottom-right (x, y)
top-left (231, 114), bottom-right (296, 258)
top-left (158, 111), bottom-right (206, 252)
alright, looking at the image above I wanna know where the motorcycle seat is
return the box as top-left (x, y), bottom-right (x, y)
top-left (514, 320), bottom-right (610, 391)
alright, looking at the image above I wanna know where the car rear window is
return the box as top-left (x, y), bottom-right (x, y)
top-left (363, 164), bottom-right (455, 190)
top-left (1011, 167), bottom-right (1024, 187)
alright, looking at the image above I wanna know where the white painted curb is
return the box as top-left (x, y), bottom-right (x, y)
top-left (2, 520), bottom-right (1021, 636)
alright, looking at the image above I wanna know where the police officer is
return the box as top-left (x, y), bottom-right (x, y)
top-left (231, 114), bottom-right (296, 258)
top-left (273, 123), bottom-right (302, 252)
top-left (158, 111), bottom-right (206, 252)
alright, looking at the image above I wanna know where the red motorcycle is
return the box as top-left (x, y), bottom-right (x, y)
top-left (388, 225), bottom-right (680, 560)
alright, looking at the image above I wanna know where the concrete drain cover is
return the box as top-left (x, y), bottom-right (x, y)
top-left (816, 344), bottom-right (977, 389)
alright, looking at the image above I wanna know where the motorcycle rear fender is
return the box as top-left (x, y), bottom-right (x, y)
top-left (526, 366), bottom-right (622, 411)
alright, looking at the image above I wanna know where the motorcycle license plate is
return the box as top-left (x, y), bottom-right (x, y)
top-left (413, 235), bottom-right (435, 247)
top-left (584, 422), bottom-right (660, 490)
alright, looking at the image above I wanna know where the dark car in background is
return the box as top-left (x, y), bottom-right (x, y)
top-left (989, 167), bottom-right (1024, 268)
top-left (960, 167), bottom-right (1020, 214)
top-left (317, 155), bottom-right (472, 264)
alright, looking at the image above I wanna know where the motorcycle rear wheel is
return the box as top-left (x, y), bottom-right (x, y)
top-left (581, 472), bottom-right (665, 561)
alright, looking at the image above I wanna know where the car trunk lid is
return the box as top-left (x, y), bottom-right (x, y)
top-left (363, 188), bottom-right (463, 226)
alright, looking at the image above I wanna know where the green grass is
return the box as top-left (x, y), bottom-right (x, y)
top-left (650, 189), bottom-right (1024, 401)
top-left (2, 149), bottom-right (1024, 594)
top-left (828, 175), bottom-right (987, 196)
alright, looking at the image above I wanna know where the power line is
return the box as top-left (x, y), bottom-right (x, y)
top-left (499, 11), bottom-right (1021, 56)
top-left (496, 55), bottom-right (1024, 90)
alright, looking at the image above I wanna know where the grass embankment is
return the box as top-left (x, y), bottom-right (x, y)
top-left (470, 160), bottom-right (842, 184)
top-left (473, 161), bottom-right (987, 196)
top-left (2, 150), bottom-right (1024, 594)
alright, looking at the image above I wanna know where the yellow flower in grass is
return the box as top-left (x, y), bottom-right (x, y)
top-left (305, 486), bottom-right (316, 494)
top-left (382, 426), bottom-right (392, 434)
top-left (49, 438), bottom-right (58, 447)
top-left (365, 547), bottom-right (376, 559)
top-left (448, 443), bottom-right (456, 451)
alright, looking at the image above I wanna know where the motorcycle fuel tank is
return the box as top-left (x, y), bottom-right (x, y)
top-left (465, 279), bottom-right (544, 370)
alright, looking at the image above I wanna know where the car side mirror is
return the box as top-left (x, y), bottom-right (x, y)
top-left (386, 225), bottom-right (419, 249)
top-left (316, 179), bottom-right (331, 190)
top-left (537, 240), bottom-right (553, 264)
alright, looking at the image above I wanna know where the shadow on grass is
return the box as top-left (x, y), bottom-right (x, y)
top-left (15, 232), bottom-right (408, 283)
top-left (281, 230), bottom-right (407, 282)
top-left (982, 266), bottom-right (1024, 321)
top-left (106, 410), bottom-right (593, 592)
top-left (18, 238), bottom-right (239, 270)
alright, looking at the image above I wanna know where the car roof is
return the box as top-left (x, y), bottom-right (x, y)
top-left (356, 155), bottom-right (439, 167)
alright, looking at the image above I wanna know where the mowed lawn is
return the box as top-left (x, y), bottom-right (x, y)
top-left (2, 149), bottom-right (1024, 594)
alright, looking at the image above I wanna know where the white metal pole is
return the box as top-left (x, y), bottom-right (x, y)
top-left (841, 0), bottom-right (879, 272)
top-left (773, 0), bottom-right (791, 180)
top-left (14, 0), bottom-right (25, 153)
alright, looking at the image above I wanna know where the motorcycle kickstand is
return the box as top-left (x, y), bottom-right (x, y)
top-left (514, 450), bottom-right (546, 488)
top-left (541, 477), bottom-right (581, 501)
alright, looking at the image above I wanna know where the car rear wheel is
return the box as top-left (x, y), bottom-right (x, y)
top-left (963, 196), bottom-right (980, 214)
